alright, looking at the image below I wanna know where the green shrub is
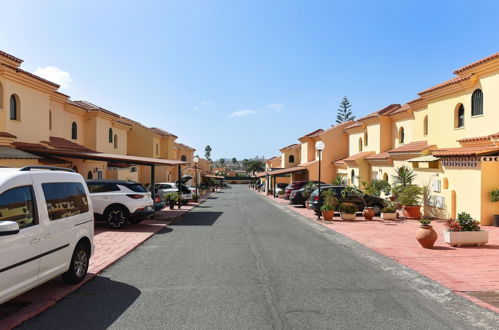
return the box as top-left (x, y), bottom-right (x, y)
top-left (419, 218), bottom-right (431, 225)
top-left (456, 212), bottom-right (480, 231)
top-left (303, 182), bottom-right (317, 198)
top-left (365, 179), bottom-right (391, 197)
top-left (491, 189), bottom-right (499, 203)
top-left (339, 202), bottom-right (357, 214)
top-left (382, 206), bottom-right (396, 213)
top-left (277, 190), bottom-right (285, 195)
top-left (397, 185), bottom-right (423, 206)
top-left (164, 192), bottom-right (180, 202)
top-left (320, 204), bottom-right (334, 211)
top-left (321, 189), bottom-right (338, 210)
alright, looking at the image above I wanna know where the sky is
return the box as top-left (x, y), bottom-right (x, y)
top-left (1, 0), bottom-right (499, 160)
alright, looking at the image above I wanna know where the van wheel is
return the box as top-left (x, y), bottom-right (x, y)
top-left (105, 206), bottom-right (128, 228)
top-left (62, 243), bottom-right (90, 284)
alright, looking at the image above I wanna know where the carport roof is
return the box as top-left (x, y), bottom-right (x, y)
top-left (13, 147), bottom-right (186, 166)
top-left (268, 166), bottom-right (307, 176)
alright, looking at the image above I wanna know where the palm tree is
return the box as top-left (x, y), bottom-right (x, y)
top-left (247, 160), bottom-right (265, 175)
top-left (219, 158), bottom-right (225, 166)
top-left (332, 174), bottom-right (347, 186)
top-left (232, 157), bottom-right (237, 165)
top-left (204, 145), bottom-right (212, 161)
top-left (392, 165), bottom-right (416, 187)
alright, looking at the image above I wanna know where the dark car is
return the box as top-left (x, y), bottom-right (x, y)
top-left (284, 180), bottom-right (325, 199)
top-left (307, 186), bottom-right (387, 215)
top-left (289, 188), bottom-right (307, 206)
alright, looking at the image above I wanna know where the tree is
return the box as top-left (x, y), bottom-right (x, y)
top-left (336, 96), bottom-right (355, 124)
top-left (247, 160), bottom-right (265, 175)
top-left (242, 159), bottom-right (250, 170)
top-left (392, 165), bottom-right (416, 187)
top-left (204, 145), bottom-right (212, 161)
top-left (232, 157), bottom-right (237, 165)
top-left (219, 158), bottom-right (225, 166)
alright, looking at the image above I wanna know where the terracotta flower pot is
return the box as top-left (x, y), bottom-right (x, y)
top-left (403, 205), bottom-right (421, 219)
top-left (363, 207), bottom-right (375, 220)
top-left (341, 213), bottom-right (356, 221)
top-left (322, 210), bottom-right (334, 221)
top-left (416, 225), bottom-right (438, 248)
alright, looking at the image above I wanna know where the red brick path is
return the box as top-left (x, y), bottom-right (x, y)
top-left (261, 191), bottom-right (499, 313)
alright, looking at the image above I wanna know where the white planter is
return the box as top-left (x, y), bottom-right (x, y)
top-left (443, 230), bottom-right (489, 247)
top-left (341, 213), bottom-right (356, 221)
top-left (381, 212), bottom-right (397, 220)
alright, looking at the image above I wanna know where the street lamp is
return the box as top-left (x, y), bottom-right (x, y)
top-left (193, 156), bottom-right (199, 200)
top-left (315, 141), bottom-right (325, 220)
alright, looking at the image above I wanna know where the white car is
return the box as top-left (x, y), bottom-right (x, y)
top-left (86, 180), bottom-right (154, 228)
top-left (0, 166), bottom-right (94, 305)
top-left (154, 181), bottom-right (194, 204)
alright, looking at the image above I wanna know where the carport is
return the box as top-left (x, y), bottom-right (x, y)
top-left (13, 147), bottom-right (186, 200)
top-left (267, 166), bottom-right (308, 197)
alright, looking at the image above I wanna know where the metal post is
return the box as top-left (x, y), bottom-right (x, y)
top-left (151, 164), bottom-right (156, 201)
top-left (195, 164), bottom-right (199, 198)
top-left (317, 150), bottom-right (322, 220)
top-left (273, 175), bottom-right (277, 198)
top-left (177, 164), bottom-right (182, 209)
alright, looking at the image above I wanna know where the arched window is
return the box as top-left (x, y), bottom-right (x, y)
top-left (359, 138), bottom-right (363, 152)
top-left (351, 170), bottom-right (355, 185)
top-left (114, 134), bottom-right (118, 149)
top-left (289, 155), bottom-right (295, 163)
top-left (364, 132), bottom-right (368, 146)
top-left (399, 127), bottom-right (405, 144)
top-left (49, 111), bottom-right (52, 130)
top-left (471, 89), bottom-right (483, 116)
top-left (10, 94), bottom-right (19, 120)
top-left (383, 172), bottom-right (388, 182)
top-left (181, 155), bottom-right (187, 162)
top-left (71, 122), bottom-right (77, 139)
top-left (109, 128), bottom-right (113, 143)
top-left (87, 171), bottom-right (93, 179)
top-left (423, 115), bottom-right (428, 136)
top-left (455, 104), bottom-right (465, 128)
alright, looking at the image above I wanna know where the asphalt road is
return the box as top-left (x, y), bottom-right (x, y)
top-left (19, 185), bottom-right (498, 329)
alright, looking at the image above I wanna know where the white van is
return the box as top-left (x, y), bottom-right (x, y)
top-left (0, 166), bottom-right (94, 305)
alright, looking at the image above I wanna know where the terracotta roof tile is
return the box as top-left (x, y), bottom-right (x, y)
top-left (71, 100), bottom-right (121, 118)
top-left (0, 132), bottom-right (17, 138)
top-left (298, 128), bottom-right (324, 140)
top-left (365, 152), bottom-right (390, 161)
top-left (433, 145), bottom-right (499, 157)
top-left (176, 142), bottom-right (195, 150)
top-left (45, 137), bottom-right (95, 152)
top-left (345, 105), bottom-right (401, 130)
top-left (280, 143), bottom-right (300, 150)
top-left (388, 141), bottom-right (435, 154)
top-left (418, 74), bottom-right (472, 95)
top-left (454, 52), bottom-right (499, 75)
top-left (150, 127), bottom-right (177, 138)
top-left (0, 50), bottom-right (23, 63)
top-left (458, 132), bottom-right (499, 143)
top-left (2, 64), bottom-right (60, 87)
top-left (389, 103), bottom-right (412, 116)
top-left (343, 151), bottom-right (376, 162)
top-left (319, 120), bottom-right (355, 134)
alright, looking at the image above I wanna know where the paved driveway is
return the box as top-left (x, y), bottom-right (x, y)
top-left (19, 185), bottom-right (498, 329)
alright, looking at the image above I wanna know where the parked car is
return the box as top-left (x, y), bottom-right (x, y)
top-left (0, 166), bottom-right (94, 305)
top-left (153, 183), bottom-right (193, 204)
top-left (307, 186), bottom-right (387, 215)
top-left (275, 183), bottom-right (288, 195)
top-left (284, 180), bottom-right (325, 199)
top-left (289, 188), bottom-right (307, 206)
top-left (153, 196), bottom-right (165, 211)
top-left (86, 180), bottom-right (154, 228)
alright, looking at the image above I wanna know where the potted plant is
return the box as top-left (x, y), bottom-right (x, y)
top-left (320, 189), bottom-right (338, 221)
top-left (342, 185), bottom-right (374, 220)
top-left (396, 185), bottom-right (423, 219)
top-left (381, 203), bottom-right (397, 220)
top-left (339, 202), bottom-right (357, 221)
top-left (491, 189), bottom-right (499, 227)
top-left (444, 212), bottom-right (488, 247)
top-left (277, 190), bottom-right (285, 198)
top-left (416, 218), bottom-right (438, 248)
top-left (164, 193), bottom-right (179, 210)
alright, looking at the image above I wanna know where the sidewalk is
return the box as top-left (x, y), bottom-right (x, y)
top-left (259, 190), bottom-right (499, 314)
top-left (0, 191), bottom-right (216, 330)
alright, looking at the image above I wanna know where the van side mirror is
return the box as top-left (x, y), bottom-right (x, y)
top-left (0, 221), bottom-right (20, 236)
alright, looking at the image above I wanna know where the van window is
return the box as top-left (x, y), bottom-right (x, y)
top-left (42, 182), bottom-right (89, 220)
top-left (87, 183), bottom-right (120, 193)
top-left (0, 186), bottom-right (37, 229)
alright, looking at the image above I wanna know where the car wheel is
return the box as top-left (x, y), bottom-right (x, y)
top-left (62, 243), bottom-right (90, 284)
top-left (105, 206), bottom-right (128, 228)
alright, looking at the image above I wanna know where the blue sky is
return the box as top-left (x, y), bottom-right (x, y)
top-left (1, 0), bottom-right (498, 160)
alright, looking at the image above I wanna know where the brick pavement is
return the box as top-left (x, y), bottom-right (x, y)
top-left (0, 191), bottom-right (216, 329)
top-left (260, 190), bottom-right (499, 313)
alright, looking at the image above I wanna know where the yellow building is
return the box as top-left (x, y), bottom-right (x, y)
top-left (0, 49), bottom-right (186, 190)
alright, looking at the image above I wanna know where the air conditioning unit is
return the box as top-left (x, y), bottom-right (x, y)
top-left (431, 179), bottom-right (441, 193)
top-left (435, 196), bottom-right (445, 209)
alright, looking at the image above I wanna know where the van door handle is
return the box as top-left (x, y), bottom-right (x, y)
top-left (45, 233), bottom-right (53, 239)
top-left (30, 238), bottom-right (40, 244)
